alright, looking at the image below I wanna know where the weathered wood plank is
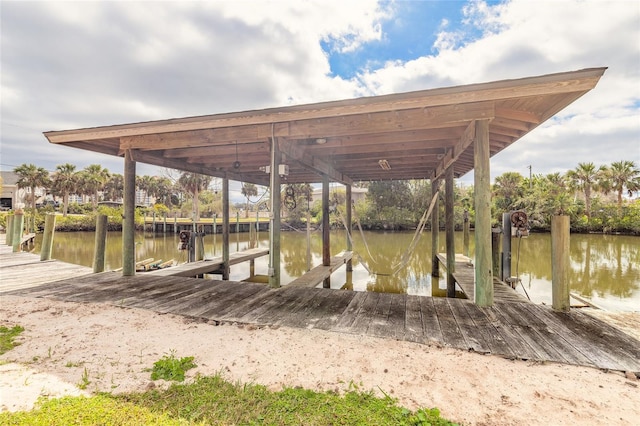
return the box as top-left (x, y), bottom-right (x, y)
top-left (331, 292), bottom-right (369, 332)
top-left (286, 252), bottom-right (353, 288)
top-left (461, 303), bottom-right (515, 358)
top-left (348, 292), bottom-right (381, 335)
top-left (303, 290), bottom-right (356, 331)
top-left (419, 296), bottom-right (444, 344)
top-left (431, 297), bottom-right (467, 349)
top-left (368, 292), bottom-right (394, 338)
top-left (147, 248), bottom-right (269, 277)
top-left (404, 295), bottom-right (424, 343)
top-left (447, 299), bottom-right (490, 353)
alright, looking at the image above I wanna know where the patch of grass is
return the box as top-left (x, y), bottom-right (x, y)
top-left (0, 325), bottom-right (24, 355)
top-left (0, 373), bottom-right (456, 425)
top-left (0, 395), bottom-right (197, 425)
top-left (78, 367), bottom-right (91, 390)
top-left (149, 351), bottom-right (196, 382)
top-left (118, 374), bottom-right (458, 425)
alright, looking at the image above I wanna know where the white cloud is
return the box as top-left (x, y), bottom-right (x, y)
top-left (1, 0), bottom-right (638, 184)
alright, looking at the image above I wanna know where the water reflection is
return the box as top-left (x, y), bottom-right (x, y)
top-left (33, 230), bottom-right (639, 312)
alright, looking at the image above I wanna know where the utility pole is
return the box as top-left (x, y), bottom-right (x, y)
top-left (527, 165), bottom-right (532, 189)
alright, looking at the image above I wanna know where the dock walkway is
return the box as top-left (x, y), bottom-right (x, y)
top-left (437, 253), bottom-right (530, 303)
top-left (147, 248), bottom-right (269, 277)
top-left (0, 235), bottom-right (92, 292)
top-left (287, 251), bottom-right (353, 288)
top-left (1, 238), bottom-right (639, 372)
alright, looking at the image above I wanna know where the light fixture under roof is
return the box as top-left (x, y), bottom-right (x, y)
top-left (378, 159), bottom-right (391, 170)
top-left (315, 138), bottom-right (327, 144)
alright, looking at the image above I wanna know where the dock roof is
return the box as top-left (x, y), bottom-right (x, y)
top-left (44, 68), bottom-right (606, 185)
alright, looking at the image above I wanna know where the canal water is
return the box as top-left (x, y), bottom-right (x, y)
top-left (32, 230), bottom-right (639, 312)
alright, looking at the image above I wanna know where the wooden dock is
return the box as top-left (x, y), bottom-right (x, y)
top-left (0, 235), bottom-right (92, 292)
top-left (437, 253), bottom-right (530, 303)
top-left (287, 251), bottom-right (353, 288)
top-left (1, 239), bottom-right (639, 373)
top-left (147, 248), bottom-right (269, 277)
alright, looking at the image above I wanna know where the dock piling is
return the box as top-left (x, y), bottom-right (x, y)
top-left (40, 213), bottom-right (57, 261)
top-left (552, 215), bottom-right (570, 312)
top-left (6, 214), bottom-right (14, 247)
top-left (11, 213), bottom-right (24, 253)
top-left (93, 214), bottom-right (108, 273)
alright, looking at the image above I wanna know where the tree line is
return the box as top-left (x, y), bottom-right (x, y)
top-left (6, 160), bottom-right (640, 234)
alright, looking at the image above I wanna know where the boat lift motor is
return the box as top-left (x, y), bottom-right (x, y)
top-left (502, 210), bottom-right (529, 287)
top-left (178, 230), bottom-right (191, 251)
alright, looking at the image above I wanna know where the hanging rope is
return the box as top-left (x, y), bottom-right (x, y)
top-left (337, 189), bottom-right (440, 276)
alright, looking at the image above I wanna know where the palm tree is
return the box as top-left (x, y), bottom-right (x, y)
top-left (103, 174), bottom-right (124, 202)
top-left (177, 172), bottom-right (212, 220)
top-left (14, 163), bottom-right (51, 210)
top-left (603, 160), bottom-right (640, 214)
top-left (50, 163), bottom-right (77, 217)
top-left (241, 183), bottom-right (258, 217)
top-left (566, 162), bottom-right (606, 220)
top-left (492, 172), bottom-right (524, 213)
top-left (13, 163), bottom-right (51, 231)
top-left (79, 164), bottom-right (110, 209)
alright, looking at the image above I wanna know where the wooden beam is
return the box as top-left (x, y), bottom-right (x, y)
top-left (222, 177), bottom-right (230, 280)
top-left (322, 174), bottom-right (330, 288)
top-left (278, 139), bottom-right (353, 186)
top-left (433, 119), bottom-right (478, 180)
top-left (163, 141), bottom-right (269, 158)
top-left (494, 107), bottom-right (540, 124)
top-left (44, 68), bottom-right (605, 144)
top-left (474, 119), bottom-right (493, 306)
top-left (445, 166), bottom-right (455, 298)
top-left (268, 137), bottom-right (281, 288)
top-left (431, 178), bottom-right (440, 277)
top-left (122, 150), bottom-right (136, 276)
top-left (283, 102), bottom-right (494, 140)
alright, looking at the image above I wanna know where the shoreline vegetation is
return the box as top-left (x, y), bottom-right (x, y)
top-left (2, 160), bottom-right (639, 235)
top-left (1, 205), bottom-right (638, 237)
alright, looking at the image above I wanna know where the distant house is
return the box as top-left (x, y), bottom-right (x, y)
top-left (1, 171), bottom-right (30, 210)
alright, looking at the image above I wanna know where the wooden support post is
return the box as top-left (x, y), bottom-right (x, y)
top-left (552, 215), bottom-right (570, 312)
top-left (213, 213), bottom-right (217, 234)
top-left (502, 212), bottom-right (512, 281)
top-left (40, 213), bottom-right (56, 261)
top-left (174, 214), bottom-right (178, 234)
top-left (322, 174), bottom-right (330, 288)
top-left (222, 177), bottom-right (230, 280)
top-left (122, 150), bottom-right (136, 276)
top-left (6, 214), bottom-right (14, 247)
top-left (152, 212), bottom-right (156, 233)
top-left (197, 228), bottom-right (205, 261)
top-left (236, 211), bottom-right (240, 251)
top-left (163, 213), bottom-right (167, 234)
top-left (474, 119), bottom-right (493, 306)
top-left (268, 135), bottom-right (281, 288)
top-left (491, 228), bottom-right (501, 279)
top-left (445, 166), bottom-right (456, 298)
top-left (250, 259), bottom-right (255, 278)
top-left (431, 179), bottom-right (440, 277)
top-left (11, 213), bottom-right (24, 253)
top-left (93, 214), bottom-right (108, 273)
top-left (306, 209), bottom-right (312, 272)
top-left (463, 210), bottom-right (470, 257)
top-left (345, 184), bottom-right (353, 272)
top-left (255, 211), bottom-right (260, 246)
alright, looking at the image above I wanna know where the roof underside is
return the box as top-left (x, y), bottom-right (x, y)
top-left (44, 68), bottom-right (606, 186)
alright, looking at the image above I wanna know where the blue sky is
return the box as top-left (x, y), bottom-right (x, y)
top-left (1, 0), bottom-right (638, 198)
top-left (323, 1), bottom-right (498, 79)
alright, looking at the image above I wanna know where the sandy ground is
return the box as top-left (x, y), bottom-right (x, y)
top-left (0, 295), bottom-right (638, 425)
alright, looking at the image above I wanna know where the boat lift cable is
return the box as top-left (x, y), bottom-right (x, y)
top-left (515, 235), bottom-right (531, 301)
top-left (337, 190), bottom-right (440, 276)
